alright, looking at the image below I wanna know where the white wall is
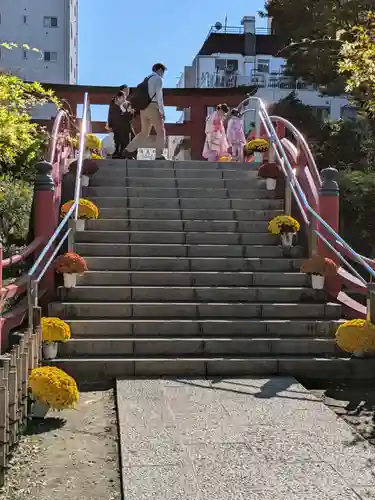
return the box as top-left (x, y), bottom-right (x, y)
top-left (0, 0), bottom-right (77, 84)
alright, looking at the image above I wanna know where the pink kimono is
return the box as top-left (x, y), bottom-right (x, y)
top-left (226, 116), bottom-right (246, 162)
top-left (202, 111), bottom-right (229, 161)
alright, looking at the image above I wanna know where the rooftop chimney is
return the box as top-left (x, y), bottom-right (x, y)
top-left (241, 16), bottom-right (256, 35)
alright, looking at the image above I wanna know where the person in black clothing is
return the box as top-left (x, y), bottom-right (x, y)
top-left (107, 86), bottom-right (137, 159)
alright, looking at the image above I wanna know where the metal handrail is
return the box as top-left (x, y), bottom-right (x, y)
top-left (240, 96), bottom-right (375, 283)
top-left (27, 92), bottom-right (91, 326)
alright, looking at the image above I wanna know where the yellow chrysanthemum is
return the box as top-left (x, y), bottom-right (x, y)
top-left (41, 317), bottom-right (71, 343)
top-left (29, 366), bottom-right (79, 410)
top-left (268, 215), bottom-right (300, 235)
top-left (335, 319), bottom-right (375, 353)
top-left (61, 198), bottom-right (99, 220)
top-left (245, 138), bottom-right (269, 153)
top-left (84, 133), bottom-right (101, 151)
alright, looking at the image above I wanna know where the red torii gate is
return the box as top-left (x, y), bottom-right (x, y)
top-left (41, 83), bottom-right (256, 160)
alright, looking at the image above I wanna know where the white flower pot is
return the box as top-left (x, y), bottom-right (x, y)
top-left (30, 399), bottom-right (49, 419)
top-left (81, 174), bottom-right (89, 187)
top-left (43, 342), bottom-right (59, 360)
top-left (266, 178), bottom-right (277, 190)
top-left (311, 274), bottom-right (325, 290)
top-left (280, 232), bottom-right (295, 248)
top-left (76, 219), bottom-right (85, 232)
top-left (63, 273), bottom-right (77, 288)
top-left (353, 350), bottom-right (366, 358)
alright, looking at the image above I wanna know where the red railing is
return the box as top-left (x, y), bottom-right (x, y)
top-left (0, 109), bottom-right (74, 352)
top-left (263, 113), bottom-right (373, 319)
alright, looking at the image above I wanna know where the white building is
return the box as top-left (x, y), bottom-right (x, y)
top-left (0, 0), bottom-right (78, 84)
top-left (169, 15), bottom-right (356, 159)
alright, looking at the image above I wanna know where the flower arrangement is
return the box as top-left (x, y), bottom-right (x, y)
top-left (245, 138), bottom-right (269, 154)
top-left (91, 153), bottom-right (104, 160)
top-left (219, 155), bottom-right (232, 162)
top-left (60, 198), bottom-right (99, 220)
top-left (42, 317), bottom-right (71, 343)
top-left (300, 256), bottom-right (338, 277)
top-left (268, 215), bottom-right (300, 235)
top-left (29, 366), bottom-right (79, 411)
top-left (54, 252), bottom-right (88, 274)
top-left (84, 133), bottom-right (101, 151)
top-left (68, 159), bottom-right (99, 176)
top-left (258, 162), bottom-right (282, 180)
top-left (335, 319), bottom-right (375, 356)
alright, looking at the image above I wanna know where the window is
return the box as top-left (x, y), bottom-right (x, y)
top-left (311, 106), bottom-right (330, 121)
top-left (23, 49), bottom-right (28, 60)
top-left (257, 59), bottom-right (270, 73)
top-left (215, 58), bottom-right (239, 72)
top-left (341, 106), bottom-right (357, 121)
top-left (44, 51), bottom-right (58, 61)
top-left (23, 15), bottom-right (28, 24)
top-left (43, 16), bottom-right (58, 28)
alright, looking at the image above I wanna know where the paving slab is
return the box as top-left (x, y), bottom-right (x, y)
top-left (117, 377), bottom-right (375, 499)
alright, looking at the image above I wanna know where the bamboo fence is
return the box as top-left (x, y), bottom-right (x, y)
top-left (0, 307), bottom-right (42, 487)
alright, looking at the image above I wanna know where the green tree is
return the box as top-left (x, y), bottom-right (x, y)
top-left (0, 73), bottom-right (58, 180)
top-left (260, 0), bottom-right (374, 93)
top-left (339, 12), bottom-right (375, 117)
top-left (268, 91), bottom-right (323, 138)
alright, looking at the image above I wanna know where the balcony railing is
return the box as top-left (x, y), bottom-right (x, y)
top-left (206, 25), bottom-right (271, 38)
top-left (198, 72), bottom-right (319, 91)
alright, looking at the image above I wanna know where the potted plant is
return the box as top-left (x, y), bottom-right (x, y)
top-left (268, 215), bottom-right (300, 248)
top-left (41, 317), bottom-right (71, 360)
top-left (69, 159), bottom-right (99, 187)
top-left (28, 366), bottom-right (79, 418)
top-left (219, 155), bottom-right (232, 162)
top-left (54, 252), bottom-right (88, 288)
top-left (60, 198), bottom-right (99, 231)
top-left (245, 138), bottom-right (270, 154)
top-left (335, 319), bottom-right (375, 358)
top-left (258, 162), bottom-right (282, 190)
top-left (300, 255), bottom-right (338, 290)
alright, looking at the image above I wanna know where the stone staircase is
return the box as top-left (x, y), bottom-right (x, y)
top-left (49, 159), bottom-right (350, 381)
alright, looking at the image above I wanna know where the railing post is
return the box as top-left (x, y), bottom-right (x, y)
top-left (0, 242), bottom-right (2, 352)
top-left (317, 167), bottom-right (341, 296)
top-left (33, 161), bottom-right (56, 293)
top-left (367, 283), bottom-right (375, 323)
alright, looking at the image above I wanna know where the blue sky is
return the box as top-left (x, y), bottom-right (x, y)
top-left (78, 0), bottom-right (266, 122)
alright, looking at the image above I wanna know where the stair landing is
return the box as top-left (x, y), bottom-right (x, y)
top-left (117, 377), bottom-right (374, 499)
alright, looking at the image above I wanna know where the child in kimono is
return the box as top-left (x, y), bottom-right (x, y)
top-left (226, 108), bottom-right (246, 162)
top-left (202, 103), bottom-right (229, 161)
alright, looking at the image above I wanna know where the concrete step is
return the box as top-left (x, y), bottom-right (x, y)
top-left (86, 219), bottom-right (273, 232)
top-left (76, 243), bottom-right (303, 258)
top-left (87, 178), bottom-right (273, 191)
top-left (95, 208), bottom-right (283, 221)
top-left (87, 186), bottom-right (283, 201)
top-left (59, 337), bottom-right (339, 357)
top-left (66, 318), bottom-right (342, 337)
top-left (77, 271), bottom-right (309, 287)
top-left (83, 256), bottom-right (304, 271)
top-left (76, 231), bottom-right (279, 245)
top-left (86, 219), bottom-right (275, 232)
top-left (49, 301), bottom-right (341, 319)
top-left (90, 197), bottom-right (281, 210)
top-left (97, 159), bottom-right (259, 170)
top-left (58, 286), bottom-right (323, 303)
top-left (50, 356), bottom-right (373, 380)
top-left (90, 172), bottom-right (264, 187)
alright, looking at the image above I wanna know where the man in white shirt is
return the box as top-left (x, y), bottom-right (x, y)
top-left (125, 63), bottom-right (167, 160)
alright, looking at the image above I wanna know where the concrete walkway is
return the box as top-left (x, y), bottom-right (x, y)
top-left (116, 378), bottom-right (375, 499)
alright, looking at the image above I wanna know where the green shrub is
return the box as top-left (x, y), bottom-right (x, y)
top-left (0, 174), bottom-right (33, 257)
top-left (340, 169), bottom-right (375, 257)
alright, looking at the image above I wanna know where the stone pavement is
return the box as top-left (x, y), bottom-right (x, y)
top-left (116, 377), bottom-right (375, 499)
